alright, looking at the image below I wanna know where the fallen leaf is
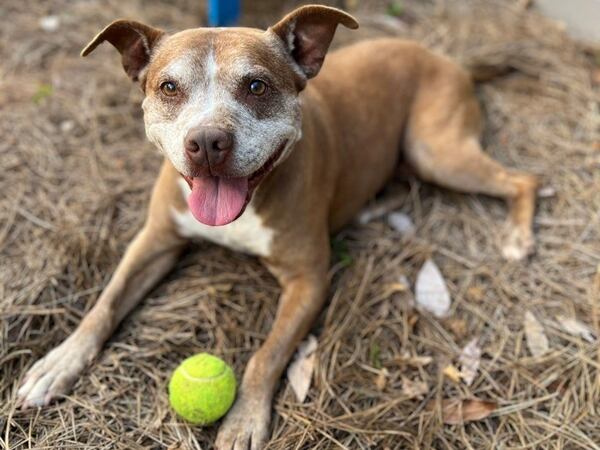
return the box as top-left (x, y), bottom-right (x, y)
top-left (377, 300), bottom-right (390, 319)
top-left (429, 398), bottom-right (497, 424)
top-left (387, 212), bottom-right (415, 234)
top-left (60, 120), bottom-right (75, 133)
top-left (206, 283), bottom-right (233, 295)
top-left (395, 351), bottom-right (433, 367)
top-left (466, 286), bottom-right (485, 302)
top-left (375, 368), bottom-right (389, 391)
top-left (39, 15), bottom-right (60, 32)
top-left (381, 280), bottom-right (409, 307)
top-left (447, 318), bottom-right (467, 338)
top-left (384, 281), bottom-right (409, 295)
top-left (524, 311), bottom-right (549, 357)
top-left (356, 196), bottom-right (405, 224)
top-left (408, 312), bottom-right (419, 328)
top-left (415, 259), bottom-right (451, 318)
top-left (287, 335), bottom-right (318, 402)
top-left (537, 186), bottom-right (557, 198)
top-left (443, 364), bottom-right (461, 383)
top-left (556, 315), bottom-right (596, 343)
top-left (458, 339), bottom-right (481, 386)
top-left (401, 376), bottom-right (428, 398)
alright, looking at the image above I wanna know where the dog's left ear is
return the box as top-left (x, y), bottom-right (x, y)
top-left (81, 20), bottom-right (165, 82)
top-left (269, 5), bottom-right (358, 80)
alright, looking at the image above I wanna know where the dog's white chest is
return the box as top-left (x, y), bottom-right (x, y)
top-left (171, 180), bottom-right (274, 257)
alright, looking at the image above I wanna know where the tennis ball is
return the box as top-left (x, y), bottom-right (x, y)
top-left (168, 353), bottom-right (236, 425)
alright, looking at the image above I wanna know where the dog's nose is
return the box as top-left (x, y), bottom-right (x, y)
top-left (184, 126), bottom-right (234, 169)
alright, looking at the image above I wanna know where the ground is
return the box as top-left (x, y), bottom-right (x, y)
top-left (1, 0), bottom-right (599, 449)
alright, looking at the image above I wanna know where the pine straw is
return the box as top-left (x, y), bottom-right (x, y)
top-left (1, 0), bottom-right (599, 448)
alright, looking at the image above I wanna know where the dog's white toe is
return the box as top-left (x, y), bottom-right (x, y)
top-left (17, 333), bottom-right (99, 409)
top-left (501, 225), bottom-right (535, 261)
top-left (215, 394), bottom-right (271, 450)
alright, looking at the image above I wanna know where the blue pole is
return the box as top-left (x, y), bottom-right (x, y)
top-left (208, 0), bottom-right (241, 27)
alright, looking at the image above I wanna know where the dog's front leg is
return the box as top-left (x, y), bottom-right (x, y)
top-left (17, 222), bottom-right (185, 408)
top-left (216, 261), bottom-right (328, 450)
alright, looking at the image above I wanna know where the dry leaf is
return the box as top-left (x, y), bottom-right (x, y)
top-left (537, 185), bottom-right (556, 198)
top-left (377, 300), bottom-right (390, 319)
top-left (556, 315), bottom-right (596, 343)
top-left (401, 376), bottom-right (429, 398)
top-left (60, 120), bottom-right (75, 133)
top-left (287, 335), bottom-right (318, 402)
top-left (395, 351), bottom-right (433, 367)
top-left (447, 318), bottom-right (467, 338)
top-left (387, 212), bottom-right (415, 234)
top-left (415, 259), bottom-right (451, 318)
top-left (356, 196), bottom-right (405, 224)
top-left (443, 364), bottom-right (461, 383)
top-left (466, 286), bottom-right (485, 302)
top-left (408, 313), bottom-right (419, 328)
top-left (384, 281), bottom-right (408, 294)
top-left (375, 368), bottom-right (389, 391)
top-left (40, 15), bottom-right (60, 32)
top-left (524, 311), bottom-right (549, 357)
top-left (458, 339), bottom-right (481, 386)
top-left (430, 398), bottom-right (497, 424)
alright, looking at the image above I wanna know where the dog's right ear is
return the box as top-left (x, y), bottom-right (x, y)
top-left (81, 20), bottom-right (165, 82)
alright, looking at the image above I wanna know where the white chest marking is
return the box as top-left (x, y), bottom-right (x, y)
top-left (171, 179), bottom-right (274, 257)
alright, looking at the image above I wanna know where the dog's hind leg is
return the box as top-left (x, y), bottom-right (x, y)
top-left (405, 95), bottom-right (538, 260)
top-left (17, 163), bottom-right (187, 408)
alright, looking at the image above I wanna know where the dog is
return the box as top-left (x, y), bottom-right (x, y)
top-left (17, 5), bottom-right (538, 449)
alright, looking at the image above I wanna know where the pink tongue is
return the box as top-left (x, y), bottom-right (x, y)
top-left (187, 176), bottom-right (249, 226)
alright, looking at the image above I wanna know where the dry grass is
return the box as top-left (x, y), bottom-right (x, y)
top-left (1, 0), bottom-right (600, 448)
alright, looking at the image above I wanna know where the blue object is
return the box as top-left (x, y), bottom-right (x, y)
top-left (208, 0), bottom-right (241, 27)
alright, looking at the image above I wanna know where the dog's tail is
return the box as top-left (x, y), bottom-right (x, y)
top-left (461, 43), bottom-right (534, 83)
top-left (466, 61), bottom-right (514, 83)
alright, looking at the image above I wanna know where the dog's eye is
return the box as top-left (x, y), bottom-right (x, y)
top-left (249, 80), bottom-right (267, 96)
top-left (160, 81), bottom-right (178, 96)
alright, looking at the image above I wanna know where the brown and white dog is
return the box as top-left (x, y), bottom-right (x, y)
top-left (17, 5), bottom-right (538, 449)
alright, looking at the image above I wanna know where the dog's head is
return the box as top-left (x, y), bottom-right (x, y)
top-left (82, 5), bottom-right (357, 226)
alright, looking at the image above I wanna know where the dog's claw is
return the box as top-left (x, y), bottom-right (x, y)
top-left (17, 332), bottom-right (98, 409)
top-left (215, 394), bottom-right (271, 450)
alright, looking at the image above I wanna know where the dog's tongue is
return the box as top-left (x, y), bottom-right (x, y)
top-left (187, 176), bottom-right (248, 226)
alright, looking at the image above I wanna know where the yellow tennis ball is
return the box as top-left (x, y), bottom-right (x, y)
top-left (168, 353), bottom-right (236, 425)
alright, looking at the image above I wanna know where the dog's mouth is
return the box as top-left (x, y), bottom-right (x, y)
top-left (181, 140), bottom-right (288, 226)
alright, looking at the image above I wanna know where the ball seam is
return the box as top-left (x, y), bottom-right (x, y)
top-left (180, 366), bottom-right (226, 382)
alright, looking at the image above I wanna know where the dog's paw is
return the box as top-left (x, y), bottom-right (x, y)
top-left (501, 226), bottom-right (535, 261)
top-left (17, 333), bottom-right (99, 409)
top-left (215, 394), bottom-right (271, 450)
